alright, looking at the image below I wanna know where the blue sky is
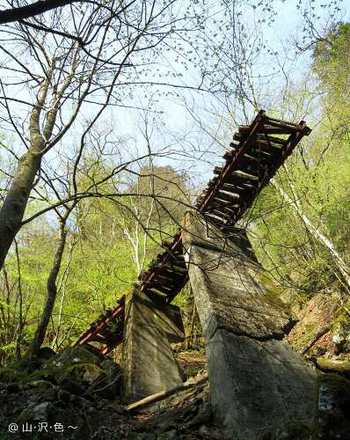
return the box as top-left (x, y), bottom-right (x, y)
top-left (1, 0), bottom-right (349, 200)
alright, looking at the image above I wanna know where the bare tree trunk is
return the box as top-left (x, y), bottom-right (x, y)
top-left (14, 240), bottom-right (24, 360)
top-left (189, 301), bottom-right (197, 348)
top-left (0, 57), bottom-right (74, 271)
top-left (0, 151), bottom-right (42, 270)
top-left (0, 71), bottom-right (53, 270)
top-left (51, 237), bottom-right (76, 351)
top-left (29, 219), bottom-right (67, 356)
top-left (186, 287), bottom-right (196, 349)
top-left (272, 179), bottom-right (350, 290)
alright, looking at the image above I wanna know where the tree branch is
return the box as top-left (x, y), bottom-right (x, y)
top-left (0, 0), bottom-right (79, 25)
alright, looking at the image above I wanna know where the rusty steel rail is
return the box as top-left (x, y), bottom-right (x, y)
top-left (74, 297), bottom-right (125, 355)
top-left (74, 110), bottom-right (311, 355)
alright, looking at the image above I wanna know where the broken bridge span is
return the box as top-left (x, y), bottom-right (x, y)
top-left (74, 110), bottom-right (318, 440)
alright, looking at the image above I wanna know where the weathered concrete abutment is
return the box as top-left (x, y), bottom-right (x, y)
top-left (182, 212), bottom-right (318, 440)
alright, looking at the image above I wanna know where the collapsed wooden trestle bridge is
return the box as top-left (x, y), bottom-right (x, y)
top-left (74, 110), bottom-right (311, 356)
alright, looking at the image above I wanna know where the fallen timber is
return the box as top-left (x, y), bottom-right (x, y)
top-left (74, 110), bottom-right (311, 355)
top-left (126, 372), bottom-right (209, 412)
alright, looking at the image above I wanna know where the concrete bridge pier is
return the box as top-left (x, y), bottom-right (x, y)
top-left (121, 289), bottom-right (185, 403)
top-left (182, 212), bottom-right (319, 440)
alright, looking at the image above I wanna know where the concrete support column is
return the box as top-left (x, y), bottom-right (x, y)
top-left (182, 212), bottom-right (318, 440)
top-left (122, 289), bottom-right (184, 403)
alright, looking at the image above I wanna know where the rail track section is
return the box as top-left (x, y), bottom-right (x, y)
top-left (74, 110), bottom-right (311, 355)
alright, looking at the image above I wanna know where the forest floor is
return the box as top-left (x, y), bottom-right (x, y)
top-left (1, 342), bottom-right (350, 440)
top-left (2, 290), bottom-right (350, 440)
top-left (0, 348), bottom-right (225, 440)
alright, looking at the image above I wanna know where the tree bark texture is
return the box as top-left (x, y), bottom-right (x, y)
top-left (0, 152), bottom-right (41, 269)
top-left (30, 221), bottom-right (67, 356)
top-left (0, 0), bottom-right (76, 24)
top-left (0, 70), bottom-right (60, 270)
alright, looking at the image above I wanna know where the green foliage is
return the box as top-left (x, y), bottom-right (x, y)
top-left (313, 22), bottom-right (350, 92)
top-left (251, 137), bottom-right (350, 295)
top-left (250, 24), bottom-right (350, 299)
top-left (313, 22), bottom-right (350, 133)
top-left (3, 16), bottom-right (349, 363)
top-left (0, 163), bottom-right (192, 361)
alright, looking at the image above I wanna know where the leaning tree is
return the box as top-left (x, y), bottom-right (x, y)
top-left (0, 0), bottom-right (205, 270)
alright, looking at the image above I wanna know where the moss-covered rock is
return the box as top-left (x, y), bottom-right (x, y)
top-left (316, 356), bottom-right (350, 375)
top-left (0, 346), bottom-right (122, 402)
top-left (287, 293), bottom-right (341, 355)
top-left (331, 300), bottom-right (350, 354)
